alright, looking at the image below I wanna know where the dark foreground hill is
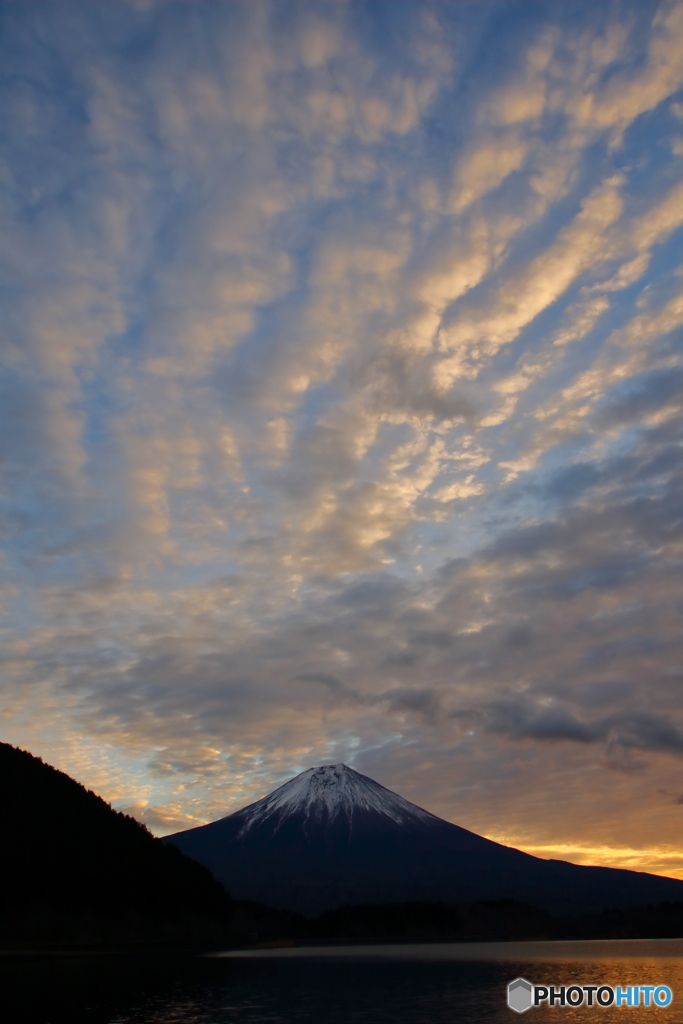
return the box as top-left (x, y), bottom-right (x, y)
top-left (166, 763), bottom-right (683, 917)
top-left (0, 742), bottom-right (236, 947)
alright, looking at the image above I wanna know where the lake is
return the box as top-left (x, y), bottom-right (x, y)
top-left (3, 938), bottom-right (682, 1024)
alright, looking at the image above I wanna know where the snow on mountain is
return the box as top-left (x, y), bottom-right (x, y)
top-left (232, 764), bottom-right (440, 834)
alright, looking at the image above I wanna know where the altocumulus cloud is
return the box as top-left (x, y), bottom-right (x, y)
top-left (2, 0), bottom-right (683, 875)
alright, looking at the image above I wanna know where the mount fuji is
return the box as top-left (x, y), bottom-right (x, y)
top-left (164, 764), bottom-right (683, 916)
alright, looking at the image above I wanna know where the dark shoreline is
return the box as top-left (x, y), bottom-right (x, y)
top-left (2, 896), bottom-right (682, 956)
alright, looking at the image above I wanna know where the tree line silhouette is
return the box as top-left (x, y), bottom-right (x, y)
top-left (0, 741), bottom-right (232, 945)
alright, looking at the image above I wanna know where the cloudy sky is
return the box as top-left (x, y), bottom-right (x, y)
top-left (2, 0), bottom-right (683, 879)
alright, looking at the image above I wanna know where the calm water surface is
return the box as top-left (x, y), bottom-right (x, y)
top-left (3, 938), bottom-right (682, 1024)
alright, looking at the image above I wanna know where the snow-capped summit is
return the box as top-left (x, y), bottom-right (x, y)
top-left (165, 764), bottom-right (683, 916)
top-left (233, 763), bottom-right (439, 835)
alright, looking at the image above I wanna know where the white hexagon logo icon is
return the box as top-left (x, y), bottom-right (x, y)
top-left (508, 977), bottom-right (533, 1013)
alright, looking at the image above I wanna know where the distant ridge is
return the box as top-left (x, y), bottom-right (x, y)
top-left (166, 764), bottom-right (683, 916)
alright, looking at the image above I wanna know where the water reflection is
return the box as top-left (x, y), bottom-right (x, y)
top-left (2, 938), bottom-right (681, 1024)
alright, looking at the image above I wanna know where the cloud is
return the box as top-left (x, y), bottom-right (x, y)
top-left (450, 132), bottom-right (529, 213)
top-left (442, 174), bottom-right (624, 349)
top-left (381, 686), bottom-right (442, 723)
top-left (597, 365), bottom-right (683, 425)
top-left (479, 699), bottom-right (683, 759)
top-left (566, 1), bottom-right (683, 140)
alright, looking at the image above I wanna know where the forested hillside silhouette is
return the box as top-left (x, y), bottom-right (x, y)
top-left (0, 742), bottom-right (233, 946)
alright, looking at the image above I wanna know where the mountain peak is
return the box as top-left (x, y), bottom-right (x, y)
top-left (165, 762), bottom-right (683, 916)
top-left (231, 762), bottom-right (439, 835)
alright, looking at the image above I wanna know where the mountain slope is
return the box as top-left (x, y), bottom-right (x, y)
top-left (0, 742), bottom-right (232, 944)
top-left (165, 764), bottom-right (683, 916)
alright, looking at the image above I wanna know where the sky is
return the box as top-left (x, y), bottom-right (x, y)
top-left (2, 0), bottom-right (683, 880)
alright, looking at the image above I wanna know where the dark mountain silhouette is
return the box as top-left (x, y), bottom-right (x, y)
top-left (165, 763), bottom-right (683, 916)
top-left (0, 741), bottom-right (233, 946)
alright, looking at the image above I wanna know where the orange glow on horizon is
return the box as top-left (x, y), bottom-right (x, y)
top-left (487, 836), bottom-right (683, 881)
